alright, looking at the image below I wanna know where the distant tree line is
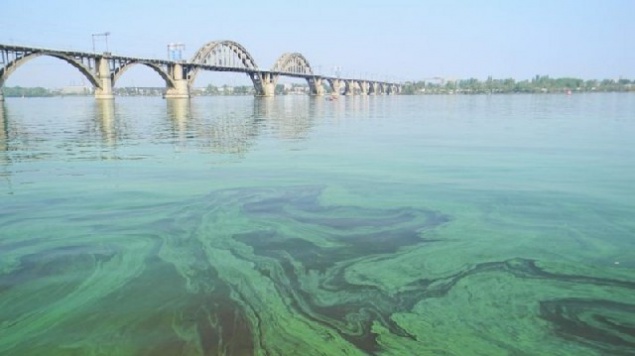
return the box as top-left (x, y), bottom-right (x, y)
top-left (203, 84), bottom-right (308, 95)
top-left (2, 86), bottom-right (54, 97)
top-left (3, 76), bottom-right (634, 97)
top-left (203, 84), bottom-right (255, 95)
top-left (401, 76), bottom-right (634, 95)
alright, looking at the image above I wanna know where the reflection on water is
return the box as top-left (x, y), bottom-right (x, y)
top-left (1, 94), bottom-right (634, 355)
top-left (0, 97), bottom-right (329, 164)
top-left (263, 97), bottom-right (315, 140)
top-left (166, 98), bottom-right (190, 144)
top-left (0, 104), bottom-right (26, 156)
top-left (163, 97), bottom-right (320, 155)
top-left (0, 96), bottom-right (387, 164)
top-left (0, 104), bottom-right (10, 194)
top-left (0, 104), bottom-right (7, 154)
top-left (93, 100), bottom-right (117, 147)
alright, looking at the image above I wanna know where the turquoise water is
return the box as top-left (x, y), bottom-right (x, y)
top-left (1, 94), bottom-right (634, 355)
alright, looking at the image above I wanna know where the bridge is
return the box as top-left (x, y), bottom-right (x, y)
top-left (0, 41), bottom-right (402, 101)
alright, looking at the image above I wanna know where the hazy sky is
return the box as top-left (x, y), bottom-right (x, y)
top-left (1, 0), bottom-right (633, 87)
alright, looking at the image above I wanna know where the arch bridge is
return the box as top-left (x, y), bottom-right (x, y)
top-left (0, 42), bottom-right (402, 101)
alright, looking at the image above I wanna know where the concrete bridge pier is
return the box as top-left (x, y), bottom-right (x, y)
top-left (369, 82), bottom-right (379, 95)
top-left (308, 77), bottom-right (325, 96)
top-left (94, 57), bottom-right (114, 100)
top-left (164, 63), bottom-right (190, 99)
top-left (252, 72), bottom-right (276, 97)
top-left (360, 81), bottom-right (370, 95)
top-left (0, 90), bottom-right (4, 102)
top-left (344, 80), bottom-right (356, 96)
top-left (327, 79), bottom-right (343, 96)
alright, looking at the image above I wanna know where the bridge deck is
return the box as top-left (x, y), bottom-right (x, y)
top-left (0, 43), bottom-right (399, 86)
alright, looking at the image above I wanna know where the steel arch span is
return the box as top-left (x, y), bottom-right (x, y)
top-left (271, 53), bottom-right (313, 75)
top-left (112, 61), bottom-right (176, 88)
top-left (187, 40), bottom-right (259, 85)
top-left (0, 52), bottom-right (100, 88)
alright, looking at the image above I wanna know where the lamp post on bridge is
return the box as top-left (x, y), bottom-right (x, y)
top-left (92, 32), bottom-right (111, 53)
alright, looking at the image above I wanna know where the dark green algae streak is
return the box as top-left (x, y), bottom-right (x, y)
top-left (1, 185), bottom-right (634, 355)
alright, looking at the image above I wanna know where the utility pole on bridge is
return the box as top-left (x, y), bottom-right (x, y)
top-left (92, 32), bottom-right (111, 53)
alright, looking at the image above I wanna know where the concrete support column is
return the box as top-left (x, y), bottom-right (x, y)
top-left (164, 63), bottom-right (190, 99)
top-left (344, 80), bottom-right (355, 96)
top-left (308, 77), bottom-right (325, 96)
top-left (369, 82), bottom-right (378, 95)
top-left (94, 57), bottom-right (114, 100)
top-left (258, 77), bottom-right (276, 97)
top-left (360, 81), bottom-right (369, 95)
top-left (328, 79), bottom-right (342, 96)
top-left (253, 72), bottom-right (277, 97)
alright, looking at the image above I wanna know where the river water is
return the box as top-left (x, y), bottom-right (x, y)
top-left (1, 94), bottom-right (634, 355)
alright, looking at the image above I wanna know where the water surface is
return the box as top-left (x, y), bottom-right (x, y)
top-left (1, 94), bottom-right (634, 355)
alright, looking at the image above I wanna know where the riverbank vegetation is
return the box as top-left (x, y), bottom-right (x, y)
top-left (2, 76), bottom-right (633, 97)
top-left (401, 76), bottom-right (634, 95)
top-left (2, 86), bottom-right (54, 97)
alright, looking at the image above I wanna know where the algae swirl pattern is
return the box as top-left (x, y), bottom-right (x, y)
top-left (1, 186), bottom-right (634, 355)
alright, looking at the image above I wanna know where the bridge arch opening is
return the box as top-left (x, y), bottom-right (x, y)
top-left (275, 76), bottom-right (315, 96)
top-left (111, 62), bottom-right (175, 96)
top-left (0, 53), bottom-right (99, 95)
top-left (192, 71), bottom-right (255, 96)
